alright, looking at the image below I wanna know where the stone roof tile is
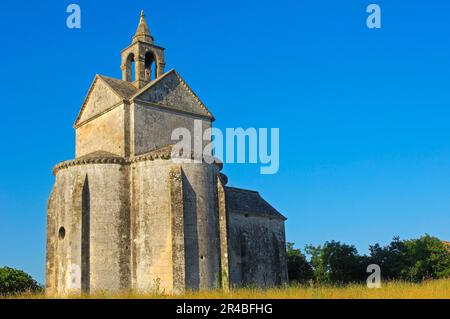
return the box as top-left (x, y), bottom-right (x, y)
top-left (98, 75), bottom-right (137, 99)
top-left (225, 187), bottom-right (287, 220)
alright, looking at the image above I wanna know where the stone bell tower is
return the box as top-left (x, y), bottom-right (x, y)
top-left (121, 11), bottom-right (166, 88)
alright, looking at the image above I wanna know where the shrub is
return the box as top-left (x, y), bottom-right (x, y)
top-left (0, 267), bottom-right (42, 296)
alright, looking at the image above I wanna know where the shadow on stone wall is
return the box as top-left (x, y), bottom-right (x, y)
top-left (182, 172), bottom-right (200, 290)
top-left (81, 175), bottom-right (90, 293)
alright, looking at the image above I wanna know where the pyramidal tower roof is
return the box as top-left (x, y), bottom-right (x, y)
top-left (133, 10), bottom-right (153, 43)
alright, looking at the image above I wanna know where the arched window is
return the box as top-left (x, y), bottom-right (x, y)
top-left (145, 51), bottom-right (157, 81)
top-left (125, 53), bottom-right (135, 82)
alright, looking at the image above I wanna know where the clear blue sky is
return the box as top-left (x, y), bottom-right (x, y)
top-left (1, 0), bottom-right (449, 284)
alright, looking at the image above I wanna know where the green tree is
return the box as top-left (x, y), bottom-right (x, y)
top-left (286, 242), bottom-right (313, 284)
top-left (401, 235), bottom-right (450, 281)
top-left (368, 235), bottom-right (450, 282)
top-left (306, 241), bottom-right (366, 284)
top-left (0, 267), bottom-right (42, 296)
top-left (368, 236), bottom-right (409, 280)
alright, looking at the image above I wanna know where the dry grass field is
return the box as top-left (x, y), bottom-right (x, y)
top-left (4, 278), bottom-right (450, 299)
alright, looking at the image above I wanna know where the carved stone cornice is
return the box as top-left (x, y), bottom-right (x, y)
top-left (53, 145), bottom-right (223, 175)
top-left (53, 156), bottom-right (126, 175)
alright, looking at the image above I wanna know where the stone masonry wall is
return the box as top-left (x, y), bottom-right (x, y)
top-left (132, 102), bottom-right (211, 156)
top-left (47, 156), bottom-right (285, 295)
top-left (227, 213), bottom-right (288, 288)
top-left (46, 163), bottom-right (130, 295)
top-left (76, 105), bottom-right (127, 158)
top-left (180, 162), bottom-right (221, 290)
top-left (131, 160), bottom-right (174, 292)
top-left (131, 159), bottom-right (222, 293)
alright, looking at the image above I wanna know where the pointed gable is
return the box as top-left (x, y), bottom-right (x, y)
top-left (74, 75), bottom-right (137, 127)
top-left (132, 70), bottom-right (214, 120)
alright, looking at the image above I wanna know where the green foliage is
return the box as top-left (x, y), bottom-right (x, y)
top-left (402, 235), bottom-right (450, 281)
top-left (305, 241), bottom-right (367, 284)
top-left (366, 235), bottom-right (450, 282)
top-left (368, 236), bottom-right (409, 280)
top-left (0, 267), bottom-right (42, 296)
top-left (288, 235), bottom-right (450, 285)
top-left (286, 242), bottom-right (313, 284)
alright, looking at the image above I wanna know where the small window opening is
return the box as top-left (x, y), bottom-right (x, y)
top-left (58, 227), bottom-right (66, 240)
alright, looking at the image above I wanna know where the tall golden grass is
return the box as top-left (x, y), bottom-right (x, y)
top-left (5, 278), bottom-right (450, 299)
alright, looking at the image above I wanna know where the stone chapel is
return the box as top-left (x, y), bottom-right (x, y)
top-left (46, 11), bottom-right (288, 295)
